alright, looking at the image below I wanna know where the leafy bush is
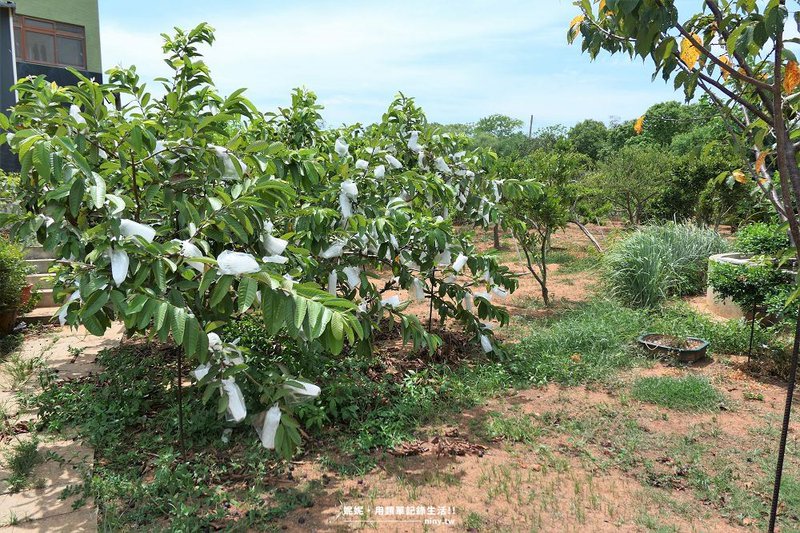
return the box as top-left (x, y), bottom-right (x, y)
top-left (708, 223), bottom-right (795, 321)
top-left (734, 222), bottom-right (790, 256)
top-left (708, 259), bottom-right (794, 315)
top-left (0, 236), bottom-right (31, 312)
top-left (0, 171), bottom-right (19, 215)
top-left (604, 223), bottom-right (729, 308)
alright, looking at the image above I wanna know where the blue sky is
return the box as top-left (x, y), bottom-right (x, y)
top-left (99, 0), bottom-right (690, 129)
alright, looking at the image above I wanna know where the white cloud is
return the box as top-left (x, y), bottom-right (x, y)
top-left (100, 1), bottom-right (682, 126)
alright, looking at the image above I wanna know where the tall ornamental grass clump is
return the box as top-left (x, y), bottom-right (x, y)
top-left (604, 223), bottom-right (729, 308)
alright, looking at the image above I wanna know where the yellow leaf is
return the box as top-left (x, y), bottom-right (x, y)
top-left (680, 35), bottom-right (702, 69)
top-left (758, 177), bottom-right (768, 186)
top-left (570, 14), bottom-right (584, 33)
top-left (634, 115), bottom-right (645, 135)
top-left (598, 0), bottom-right (606, 11)
top-left (733, 170), bottom-right (748, 184)
top-left (755, 151), bottom-right (768, 174)
top-left (784, 60), bottom-right (800, 94)
top-left (720, 55), bottom-right (731, 80)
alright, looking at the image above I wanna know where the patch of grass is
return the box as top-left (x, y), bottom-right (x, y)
top-left (631, 375), bottom-right (724, 411)
top-left (636, 511), bottom-right (680, 532)
top-left (509, 299), bottom-right (649, 386)
top-left (542, 403), bottom-right (648, 472)
top-left (5, 438), bottom-right (42, 492)
top-left (647, 301), bottom-right (779, 357)
top-left (483, 412), bottom-right (540, 444)
top-left (556, 256), bottom-right (598, 275)
top-left (0, 400), bottom-right (12, 438)
top-left (547, 250), bottom-right (577, 265)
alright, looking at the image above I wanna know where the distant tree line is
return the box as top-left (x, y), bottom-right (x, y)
top-left (440, 97), bottom-right (772, 229)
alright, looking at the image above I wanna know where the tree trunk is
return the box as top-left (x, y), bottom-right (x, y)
top-left (539, 231), bottom-right (550, 306)
top-left (493, 224), bottom-right (502, 250)
top-left (570, 220), bottom-right (603, 253)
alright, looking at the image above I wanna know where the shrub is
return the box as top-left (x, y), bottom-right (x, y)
top-left (708, 259), bottom-right (795, 319)
top-left (708, 223), bottom-right (796, 321)
top-left (0, 172), bottom-right (20, 218)
top-left (603, 223), bottom-right (729, 308)
top-left (734, 222), bottom-right (790, 256)
top-left (0, 237), bottom-right (30, 312)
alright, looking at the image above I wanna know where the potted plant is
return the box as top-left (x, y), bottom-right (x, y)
top-left (637, 333), bottom-right (709, 363)
top-left (0, 236), bottom-right (35, 335)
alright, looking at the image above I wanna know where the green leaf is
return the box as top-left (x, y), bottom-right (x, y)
top-left (216, 394), bottom-right (229, 414)
top-left (81, 290), bottom-right (109, 318)
top-left (68, 178), bottom-right (84, 218)
top-left (210, 275), bottom-right (234, 307)
top-left (154, 301), bottom-right (168, 331)
top-left (172, 306), bottom-right (187, 345)
top-left (237, 277), bottom-right (258, 313)
top-left (293, 296), bottom-right (307, 330)
top-left (198, 268), bottom-right (218, 298)
top-left (33, 142), bottom-right (51, 180)
top-left (183, 316), bottom-right (199, 356)
top-left (330, 312), bottom-right (344, 341)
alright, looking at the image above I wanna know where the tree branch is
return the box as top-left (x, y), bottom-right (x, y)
top-left (673, 53), bottom-right (773, 123)
top-left (672, 18), bottom-right (773, 92)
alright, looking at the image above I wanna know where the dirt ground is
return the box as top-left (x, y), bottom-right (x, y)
top-left (266, 224), bottom-right (799, 532)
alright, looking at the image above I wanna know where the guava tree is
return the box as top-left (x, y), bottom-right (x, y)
top-left (251, 91), bottom-right (520, 357)
top-left (0, 25), bottom-right (364, 458)
top-left (0, 23), bottom-right (524, 458)
top-left (568, 1), bottom-right (799, 527)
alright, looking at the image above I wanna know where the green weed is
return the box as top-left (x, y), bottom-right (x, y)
top-left (631, 375), bottom-right (725, 411)
top-left (5, 438), bottom-right (41, 492)
top-left (483, 412), bottom-right (540, 444)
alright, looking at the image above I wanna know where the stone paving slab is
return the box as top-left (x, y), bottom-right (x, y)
top-left (0, 508), bottom-right (96, 532)
top-left (0, 483), bottom-right (88, 526)
top-left (0, 324), bottom-right (120, 532)
top-left (0, 440), bottom-right (91, 502)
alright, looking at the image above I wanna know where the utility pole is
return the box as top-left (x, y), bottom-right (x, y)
top-left (528, 114), bottom-right (534, 138)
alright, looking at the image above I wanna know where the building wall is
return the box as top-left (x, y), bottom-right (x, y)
top-left (14, 0), bottom-right (101, 73)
